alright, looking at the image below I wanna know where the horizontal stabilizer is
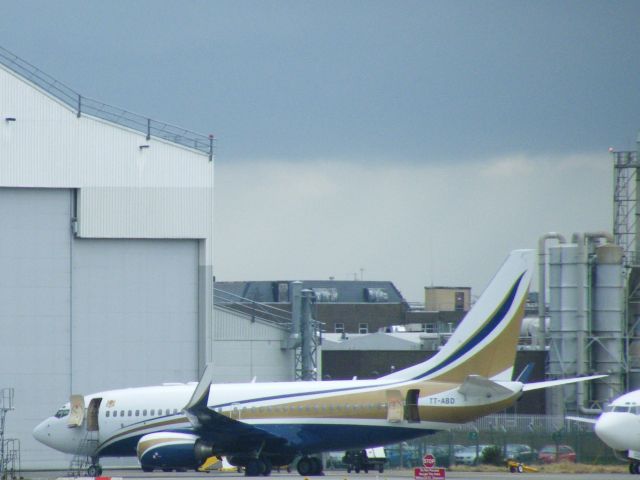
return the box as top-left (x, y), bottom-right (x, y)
top-left (566, 415), bottom-right (598, 425)
top-left (458, 375), bottom-right (513, 399)
top-left (522, 374), bottom-right (607, 392)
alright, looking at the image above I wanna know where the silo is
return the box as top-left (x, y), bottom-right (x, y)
top-left (547, 244), bottom-right (585, 414)
top-left (592, 244), bottom-right (625, 402)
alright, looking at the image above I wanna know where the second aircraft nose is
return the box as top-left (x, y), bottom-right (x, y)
top-left (595, 413), bottom-right (638, 451)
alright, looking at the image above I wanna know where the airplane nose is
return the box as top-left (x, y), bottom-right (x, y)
top-left (33, 419), bottom-right (52, 446)
top-left (595, 413), bottom-right (635, 450)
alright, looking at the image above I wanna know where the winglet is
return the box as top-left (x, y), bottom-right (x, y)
top-left (184, 364), bottom-right (215, 413)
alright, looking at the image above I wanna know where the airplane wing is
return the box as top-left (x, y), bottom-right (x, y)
top-left (566, 415), bottom-right (598, 425)
top-left (183, 365), bottom-right (287, 451)
top-left (458, 375), bottom-right (514, 399)
top-left (522, 374), bottom-right (607, 392)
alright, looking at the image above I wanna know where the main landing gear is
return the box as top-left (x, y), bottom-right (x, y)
top-left (296, 456), bottom-right (323, 476)
top-left (244, 456), bottom-right (272, 477)
top-left (87, 464), bottom-right (103, 477)
top-left (630, 460), bottom-right (640, 474)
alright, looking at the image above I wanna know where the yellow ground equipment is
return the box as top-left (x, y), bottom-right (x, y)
top-left (506, 459), bottom-right (538, 473)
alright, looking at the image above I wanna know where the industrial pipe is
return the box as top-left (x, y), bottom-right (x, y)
top-left (538, 233), bottom-right (566, 349)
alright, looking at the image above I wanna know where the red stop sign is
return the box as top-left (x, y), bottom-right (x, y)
top-left (423, 453), bottom-right (435, 468)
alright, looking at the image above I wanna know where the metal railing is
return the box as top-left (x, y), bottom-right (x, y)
top-left (214, 287), bottom-right (292, 329)
top-left (0, 46), bottom-right (214, 160)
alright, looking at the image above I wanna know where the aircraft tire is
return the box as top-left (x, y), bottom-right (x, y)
top-left (87, 465), bottom-right (102, 477)
top-left (296, 457), bottom-right (312, 476)
top-left (245, 459), bottom-right (264, 477)
top-left (378, 465), bottom-right (384, 473)
top-left (261, 457), bottom-right (272, 476)
top-left (309, 457), bottom-right (322, 475)
top-left (141, 467), bottom-right (154, 473)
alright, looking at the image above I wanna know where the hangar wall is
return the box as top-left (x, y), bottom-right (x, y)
top-left (0, 58), bottom-right (214, 468)
top-left (211, 308), bottom-right (294, 383)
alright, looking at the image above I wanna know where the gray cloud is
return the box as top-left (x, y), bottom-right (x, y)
top-left (215, 152), bottom-right (611, 301)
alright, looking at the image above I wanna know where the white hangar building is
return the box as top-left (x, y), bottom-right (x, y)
top-left (0, 47), bottom-right (294, 468)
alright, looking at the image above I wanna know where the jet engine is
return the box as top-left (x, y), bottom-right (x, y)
top-left (136, 432), bottom-right (214, 472)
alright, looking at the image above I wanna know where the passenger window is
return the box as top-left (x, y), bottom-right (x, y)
top-left (106, 411), bottom-right (110, 417)
top-left (112, 411), bottom-right (117, 417)
top-left (120, 410), bottom-right (125, 416)
top-left (135, 410), bottom-right (140, 416)
top-left (173, 409), bottom-right (178, 414)
top-left (151, 409), bottom-right (155, 416)
top-left (128, 410), bottom-right (132, 417)
top-left (143, 409), bottom-right (147, 416)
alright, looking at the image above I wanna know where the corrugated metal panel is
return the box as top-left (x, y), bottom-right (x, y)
top-left (0, 189), bottom-right (72, 468)
top-left (0, 64), bottom-right (213, 252)
top-left (71, 239), bottom-right (199, 393)
top-left (211, 307), bottom-right (294, 382)
top-left (212, 307), bottom-right (287, 341)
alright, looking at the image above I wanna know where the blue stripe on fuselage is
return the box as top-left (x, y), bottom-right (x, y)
top-left (410, 273), bottom-right (524, 380)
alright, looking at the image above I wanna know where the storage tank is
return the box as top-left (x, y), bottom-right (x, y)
top-left (547, 244), bottom-right (585, 414)
top-left (592, 244), bottom-right (625, 402)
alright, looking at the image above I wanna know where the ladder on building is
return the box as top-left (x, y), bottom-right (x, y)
top-left (1, 439), bottom-right (20, 480)
top-left (67, 431), bottom-right (99, 477)
top-left (0, 388), bottom-right (19, 480)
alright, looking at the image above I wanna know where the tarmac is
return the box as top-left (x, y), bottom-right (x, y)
top-left (18, 469), bottom-right (635, 480)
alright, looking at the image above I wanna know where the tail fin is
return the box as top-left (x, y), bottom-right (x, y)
top-left (381, 249), bottom-right (534, 383)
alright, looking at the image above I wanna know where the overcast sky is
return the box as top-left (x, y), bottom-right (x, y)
top-left (2, 1), bottom-right (638, 300)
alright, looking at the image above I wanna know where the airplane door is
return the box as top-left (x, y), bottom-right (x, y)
top-left (386, 390), bottom-right (403, 423)
top-left (87, 398), bottom-right (102, 432)
top-left (404, 389), bottom-right (420, 423)
top-left (68, 395), bottom-right (85, 428)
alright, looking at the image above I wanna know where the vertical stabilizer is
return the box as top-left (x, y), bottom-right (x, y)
top-left (381, 249), bottom-right (534, 383)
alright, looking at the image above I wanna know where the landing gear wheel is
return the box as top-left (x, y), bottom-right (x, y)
top-left (245, 459), bottom-right (265, 477)
top-left (141, 466), bottom-right (154, 473)
top-left (517, 464), bottom-right (524, 473)
top-left (631, 461), bottom-right (640, 474)
top-left (296, 457), bottom-right (313, 476)
top-left (309, 457), bottom-right (322, 475)
top-left (87, 465), bottom-right (102, 477)
top-left (378, 465), bottom-right (384, 473)
top-left (261, 457), bottom-right (272, 476)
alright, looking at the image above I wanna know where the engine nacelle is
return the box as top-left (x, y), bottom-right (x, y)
top-left (136, 432), bottom-right (214, 471)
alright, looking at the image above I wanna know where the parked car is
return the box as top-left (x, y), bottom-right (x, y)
top-left (342, 448), bottom-right (387, 473)
top-left (504, 443), bottom-right (537, 463)
top-left (454, 445), bottom-right (493, 465)
top-left (538, 444), bottom-right (576, 463)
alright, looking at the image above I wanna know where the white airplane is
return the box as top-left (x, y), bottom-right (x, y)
top-left (33, 250), bottom-right (604, 477)
top-left (569, 390), bottom-right (640, 474)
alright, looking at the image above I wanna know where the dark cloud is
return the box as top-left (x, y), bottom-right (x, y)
top-left (1, 1), bottom-right (639, 164)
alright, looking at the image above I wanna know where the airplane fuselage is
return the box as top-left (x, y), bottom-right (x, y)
top-left (34, 377), bottom-right (523, 459)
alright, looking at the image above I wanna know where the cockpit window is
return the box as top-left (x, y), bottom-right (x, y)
top-left (613, 406), bottom-right (630, 413)
top-left (54, 406), bottom-right (70, 418)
